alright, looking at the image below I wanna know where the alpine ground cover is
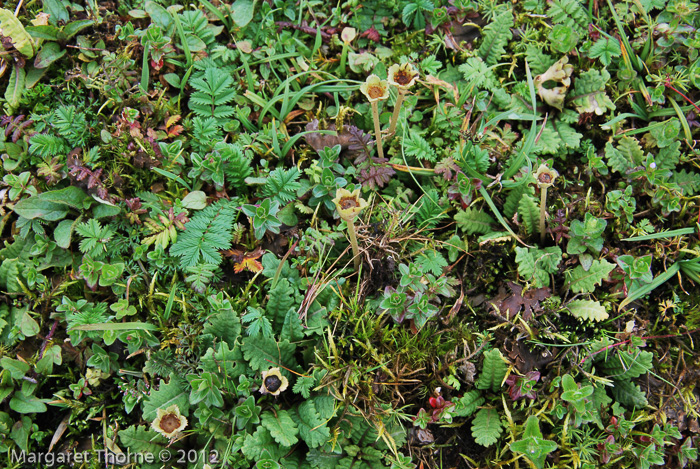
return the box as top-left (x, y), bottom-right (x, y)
top-left (1, 0), bottom-right (700, 468)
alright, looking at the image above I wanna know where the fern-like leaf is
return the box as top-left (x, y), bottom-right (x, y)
top-left (605, 136), bottom-right (645, 175)
top-left (455, 208), bottom-right (495, 235)
top-left (415, 190), bottom-right (447, 229)
top-left (53, 105), bottom-right (88, 148)
top-left (170, 200), bottom-right (237, 269)
top-left (266, 278), bottom-right (296, 328)
top-left (242, 306), bottom-right (274, 338)
top-left (261, 167), bottom-right (301, 205)
top-left (179, 10), bottom-right (220, 49)
top-left (471, 408), bottom-right (503, 447)
top-left (28, 133), bottom-right (68, 157)
top-left (610, 378), bottom-right (648, 408)
top-left (672, 169), bottom-right (700, 195)
top-left (503, 182), bottom-right (533, 219)
top-left (189, 67), bottom-right (237, 122)
top-left (218, 142), bottom-right (253, 191)
top-left (565, 259), bottom-right (615, 293)
top-left (478, 9), bottom-right (514, 66)
top-left (515, 246), bottom-right (562, 288)
top-left (518, 195), bottom-right (539, 235)
top-left (261, 409), bottom-right (299, 447)
top-left (452, 390), bottom-right (485, 417)
top-left (570, 69), bottom-right (616, 115)
top-left (547, 0), bottom-right (589, 33)
top-left (604, 349), bottom-right (654, 380)
top-left (185, 263), bottom-right (218, 293)
top-left (459, 57), bottom-right (498, 91)
top-left (416, 249), bottom-right (448, 276)
top-left (476, 348), bottom-right (508, 391)
top-left (403, 133), bottom-right (437, 162)
top-left (292, 398), bottom-right (332, 449)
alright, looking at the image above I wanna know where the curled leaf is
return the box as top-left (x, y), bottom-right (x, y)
top-left (534, 56), bottom-right (573, 111)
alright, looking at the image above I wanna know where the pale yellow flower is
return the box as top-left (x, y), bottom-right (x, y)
top-left (341, 27), bottom-right (356, 43)
top-left (535, 164), bottom-right (559, 189)
top-left (332, 188), bottom-right (369, 222)
top-left (151, 404), bottom-right (188, 439)
top-left (360, 75), bottom-right (390, 103)
top-left (387, 63), bottom-right (419, 90)
top-left (259, 368), bottom-right (289, 396)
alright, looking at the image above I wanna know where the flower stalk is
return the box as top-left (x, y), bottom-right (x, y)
top-left (536, 164), bottom-right (559, 244)
top-left (332, 188), bottom-right (368, 270)
top-left (360, 75), bottom-right (389, 160)
top-left (387, 63), bottom-right (418, 136)
top-left (370, 101), bottom-right (384, 159)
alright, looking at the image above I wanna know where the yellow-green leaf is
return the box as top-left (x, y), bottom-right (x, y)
top-left (0, 9), bottom-right (36, 57)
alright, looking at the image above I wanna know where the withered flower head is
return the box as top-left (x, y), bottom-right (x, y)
top-left (151, 404), bottom-right (188, 439)
top-left (259, 367), bottom-right (289, 396)
top-left (360, 75), bottom-right (390, 103)
top-left (332, 187), bottom-right (369, 222)
top-left (388, 63), bottom-right (419, 90)
top-left (535, 164), bottom-right (559, 189)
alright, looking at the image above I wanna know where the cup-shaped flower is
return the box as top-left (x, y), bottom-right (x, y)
top-left (332, 187), bottom-right (368, 222)
top-left (388, 63), bottom-right (419, 90)
top-left (535, 164), bottom-right (559, 189)
top-left (360, 75), bottom-right (390, 103)
top-left (259, 367), bottom-right (289, 396)
top-left (151, 404), bottom-right (188, 439)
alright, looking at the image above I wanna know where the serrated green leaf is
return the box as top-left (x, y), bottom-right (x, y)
top-left (241, 336), bottom-right (296, 371)
top-left (518, 195), bottom-right (539, 235)
top-left (142, 374), bottom-right (189, 421)
top-left (478, 9), bottom-right (514, 65)
top-left (476, 349), bottom-right (508, 391)
top-left (588, 37), bottom-right (622, 66)
top-left (118, 425), bottom-right (165, 453)
top-left (610, 378), bottom-right (648, 408)
top-left (455, 208), bottom-right (495, 235)
top-left (261, 409), bottom-right (298, 447)
top-left (293, 399), bottom-right (331, 448)
top-left (567, 299), bottom-right (608, 322)
top-left (565, 259), bottom-right (615, 293)
top-left (471, 408), bottom-right (503, 447)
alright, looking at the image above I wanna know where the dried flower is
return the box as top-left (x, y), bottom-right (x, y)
top-left (360, 74), bottom-right (390, 103)
top-left (259, 368), bottom-right (289, 396)
top-left (333, 187), bottom-right (368, 270)
top-left (387, 63), bottom-right (419, 90)
top-left (332, 187), bottom-right (369, 222)
top-left (387, 63), bottom-right (419, 135)
top-left (151, 404), bottom-right (188, 439)
top-left (535, 164), bottom-right (559, 189)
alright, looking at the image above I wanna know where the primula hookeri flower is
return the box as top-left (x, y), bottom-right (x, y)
top-left (360, 75), bottom-right (390, 102)
top-left (332, 187), bottom-right (369, 222)
top-left (388, 63), bottom-right (419, 90)
top-left (535, 164), bottom-right (559, 189)
top-left (259, 368), bottom-right (289, 396)
top-left (151, 404), bottom-right (188, 439)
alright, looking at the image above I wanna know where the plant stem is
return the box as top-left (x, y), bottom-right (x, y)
top-left (371, 101), bottom-right (384, 159)
top-left (539, 187), bottom-right (547, 244)
top-left (346, 220), bottom-right (361, 270)
top-left (388, 89), bottom-right (406, 135)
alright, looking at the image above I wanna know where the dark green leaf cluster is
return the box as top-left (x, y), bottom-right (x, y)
top-left (170, 200), bottom-right (237, 269)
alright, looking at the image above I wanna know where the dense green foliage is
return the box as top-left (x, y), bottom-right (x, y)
top-left (1, 0), bottom-right (700, 468)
